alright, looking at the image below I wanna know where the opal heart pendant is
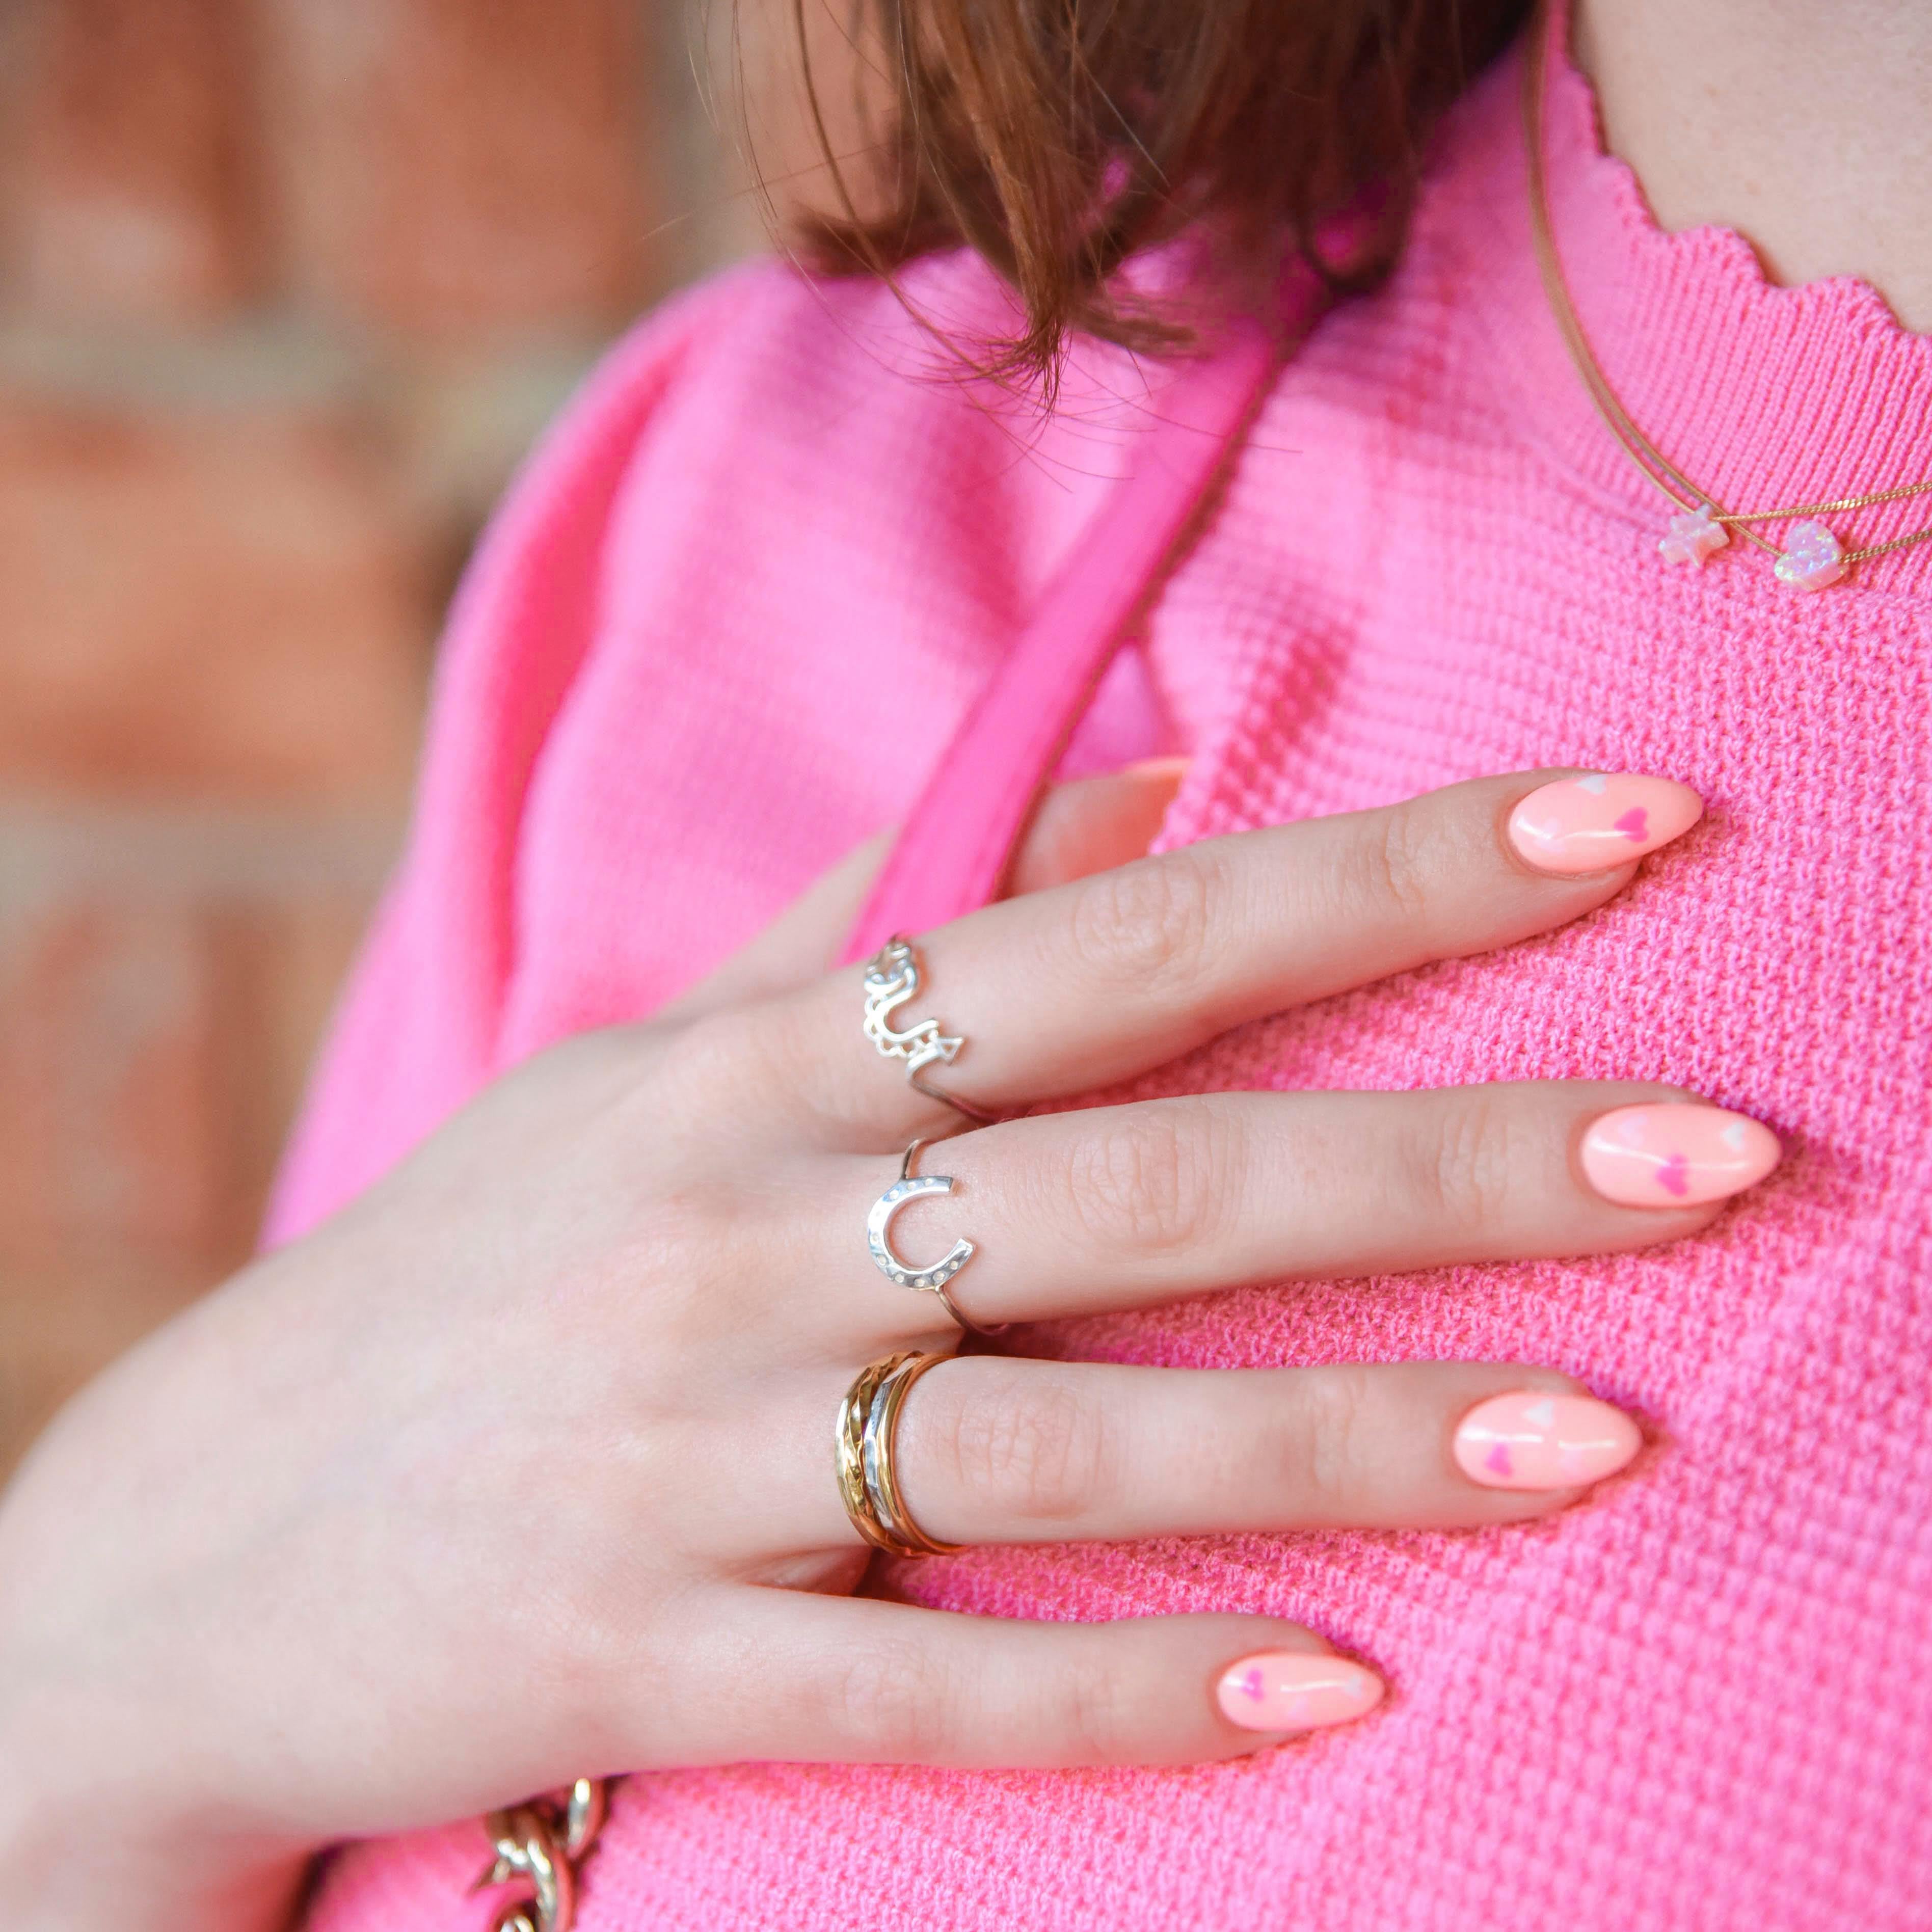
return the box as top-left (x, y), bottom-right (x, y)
top-left (1773, 519), bottom-right (1846, 592)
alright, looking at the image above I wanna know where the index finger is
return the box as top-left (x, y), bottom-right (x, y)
top-left (759, 769), bottom-right (1702, 1143)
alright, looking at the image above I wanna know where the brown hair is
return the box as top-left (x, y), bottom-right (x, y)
top-left (784, 0), bottom-right (1531, 380)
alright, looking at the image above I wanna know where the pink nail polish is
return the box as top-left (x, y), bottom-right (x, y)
top-left (1453, 1390), bottom-right (1642, 1490)
top-left (1507, 772), bottom-right (1704, 874)
top-left (1215, 1651), bottom-right (1385, 1734)
top-left (1581, 1103), bottom-right (1780, 1206)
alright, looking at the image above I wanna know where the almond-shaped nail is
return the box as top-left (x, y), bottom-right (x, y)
top-left (1453, 1390), bottom-right (1642, 1490)
top-left (1215, 1652), bottom-right (1385, 1734)
top-left (1581, 1102), bottom-right (1780, 1206)
top-left (1508, 772), bottom-right (1704, 874)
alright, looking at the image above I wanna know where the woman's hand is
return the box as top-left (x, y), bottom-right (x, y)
top-left (0, 767), bottom-right (1776, 1932)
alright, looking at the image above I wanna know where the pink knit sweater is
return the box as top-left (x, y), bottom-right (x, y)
top-left (274, 29), bottom-right (1932, 1932)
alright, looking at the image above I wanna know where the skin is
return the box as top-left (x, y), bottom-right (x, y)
top-left (1575, 0), bottom-right (1932, 329)
top-left (11, 7), bottom-right (1912, 1922)
top-left (0, 767), bottom-right (1749, 1931)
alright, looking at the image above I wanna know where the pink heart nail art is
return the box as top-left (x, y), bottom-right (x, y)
top-left (1455, 1391), bottom-right (1643, 1492)
top-left (1505, 774), bottom-right (1703, 876)
top-left (1217, 1653), bottom-right (1386, 1733)
top-left (1582, 1103), bottom-right (1782, 1208)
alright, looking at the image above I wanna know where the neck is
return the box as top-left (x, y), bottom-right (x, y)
top-left (1572, 0), bottom-right (1932, 332)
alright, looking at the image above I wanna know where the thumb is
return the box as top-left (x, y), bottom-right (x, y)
top-left (1005, 757), bottom-right (1190, 897)
top-left (661, 758), bottom-right (1190, 1023)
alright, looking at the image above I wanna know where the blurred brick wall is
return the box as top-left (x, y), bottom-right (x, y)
top-left (0, 0), bottom-right (762, 1476)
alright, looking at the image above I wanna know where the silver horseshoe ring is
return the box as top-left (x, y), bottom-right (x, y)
top-left (865, 1138), bottom-right (1006, 1335)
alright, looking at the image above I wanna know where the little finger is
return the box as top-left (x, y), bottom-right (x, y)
top-left (708, 1594), bottom-right (1383, 1766)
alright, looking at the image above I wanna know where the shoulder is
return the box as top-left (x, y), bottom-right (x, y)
top-left (436, 248), bottom-right (1142, 822)
top-left (567, 252), bottom-right (1030, 462)
top-left (567, 254), bottom-right (1173, 667)
top-left (573, 250), bottom-right (1163, 531)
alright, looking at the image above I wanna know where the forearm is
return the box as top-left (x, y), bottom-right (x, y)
top-left (0, 1337), bottom-right (314, 1932)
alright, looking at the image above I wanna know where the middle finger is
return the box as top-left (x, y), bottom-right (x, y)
top-left (832, 1081), bottom-right (1778, 1339)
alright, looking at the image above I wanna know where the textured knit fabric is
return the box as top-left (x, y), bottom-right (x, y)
top-left (276, 29), bottom-right (1932, 1932)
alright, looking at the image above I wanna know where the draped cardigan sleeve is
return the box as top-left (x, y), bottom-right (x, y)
top-left (262, 272), bottom-right (764, 1246)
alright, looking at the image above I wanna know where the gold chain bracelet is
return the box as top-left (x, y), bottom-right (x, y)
top-left (471, 1778), bottom-right (610, 1932)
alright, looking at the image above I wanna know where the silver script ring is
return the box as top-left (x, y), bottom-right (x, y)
top-left (862, 936), bottom-right (961, 1079)
top-left (861, 935), bottom-right (996, 1122)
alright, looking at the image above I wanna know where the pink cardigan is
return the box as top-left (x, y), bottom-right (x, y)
top-left (276, 32), bottom-right (1932, 1932)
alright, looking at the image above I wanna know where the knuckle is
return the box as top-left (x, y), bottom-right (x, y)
top-left (1060, 851), bottom-right (1219, 1006)
top-left (1420, 1090), bottom-right (1524, 1242)
top-left (944, 1373), bottom-right (1116, 1524)
top-left (652, 1006), bottom-right (768, 1112)
top-left (654, 995), bottom-right (835, 1131)
top-left (609, 1177), bottom-right (746, 1339)
top-left (637, 1178), bottom-right (730, 1257)
top-left (1344, 802), bottom-right (1437, 933)
top-left (1052, 1652), bottom-right (1136, 1761)
top-left (824, 1638), bottom-right (955, 1760)
top-left (1294, 1365), bottom-right (1379, 1512)
top-left (1064, 1099), bottom-right (1235, 1257)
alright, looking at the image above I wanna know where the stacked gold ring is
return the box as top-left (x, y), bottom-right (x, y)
top-left (836, 1351), bottom-right (962, 1559)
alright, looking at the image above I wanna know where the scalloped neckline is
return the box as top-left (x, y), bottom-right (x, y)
top-left (1547, 2), bottom-right (1932, 350)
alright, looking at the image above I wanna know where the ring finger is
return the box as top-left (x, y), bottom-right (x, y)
top-left (765, 1355), bottom-right (1642, 1555)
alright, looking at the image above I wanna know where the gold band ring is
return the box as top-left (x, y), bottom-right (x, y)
top-left (836, 1354), bottom-right (905, 1554)
top-left (835, 1351), bottom-right (962, 1559)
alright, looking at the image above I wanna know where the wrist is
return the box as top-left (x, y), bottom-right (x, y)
top-left (0, 1700), bottom-right (308, 1932)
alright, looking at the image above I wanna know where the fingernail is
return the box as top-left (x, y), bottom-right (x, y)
top-left (1581, 1102), bottom-right (1781, 1206)
top-left (1507, 772), bottom-right (1704, 874)
top-left (1121, 756), bottom-right (1191, 783)
top-left (1215, 1651), bottom-right (1386, 1734)
top-left (1453, 1390), bottom-right (1642, 1490)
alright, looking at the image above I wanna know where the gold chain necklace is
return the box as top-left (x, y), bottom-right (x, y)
top-left (1523, 2), bottom-right (1932, 590)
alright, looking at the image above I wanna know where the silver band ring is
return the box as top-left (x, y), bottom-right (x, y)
top-left (861, 935), bottom-right (997, 1123)
top-left (836, 1354), bottom-right (908, 1554)
top-left (861, 1353), bottom-right (961, 1555)
top-left (866, 1138), bottom-right (1007, 1336)
top-left (835, 1350), bottom-right (961, 1559)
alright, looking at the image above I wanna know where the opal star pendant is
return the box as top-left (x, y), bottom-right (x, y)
top-left (1660, 503), bottom-right (1849, 591)
top-left (1658, 502), bottom-right (1729, 567)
